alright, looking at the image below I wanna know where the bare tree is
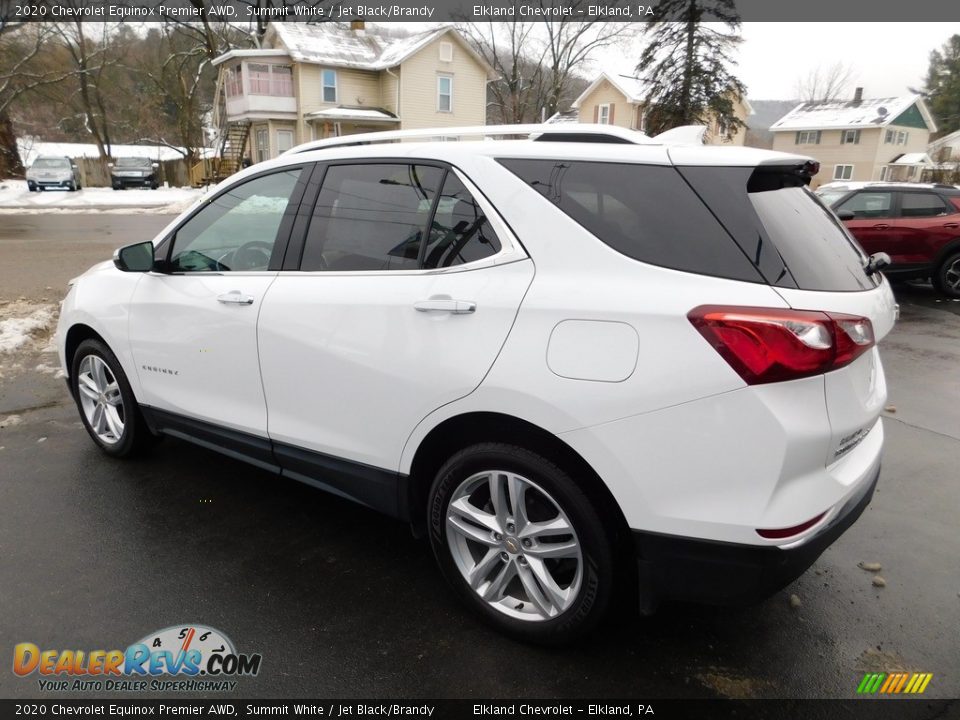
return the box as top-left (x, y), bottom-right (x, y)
top-left (461, 6), bottom-right (630, 123)
top-left (795, 62), bottom-right (856, 103)
top-left (460, 21), bottom-right (544, 124)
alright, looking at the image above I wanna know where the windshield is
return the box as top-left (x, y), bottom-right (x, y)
top-left (31, 158), bottom-right (70, 169)
top-left (115, 157), bottom-right (152, 168)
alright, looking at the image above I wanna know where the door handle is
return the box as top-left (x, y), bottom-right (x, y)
top-left (217, 291), bottom-right (255, 305)
top-left (872, 224), bottom-right (890, 229)
top-left (414, 299), bottom-right (476, 314)
top-left (944, 222), bottom-right (959, 229)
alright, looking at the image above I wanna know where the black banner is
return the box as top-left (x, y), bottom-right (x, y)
top-left (2, 0), bottom-right (960, 22)
top-left (1, 699), bottom-right (958, 719)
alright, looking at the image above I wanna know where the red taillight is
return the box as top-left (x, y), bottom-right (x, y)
top-left (757, 512), bottom-right (826, 539)
top-left (688, 305), bottom-right (874, 385)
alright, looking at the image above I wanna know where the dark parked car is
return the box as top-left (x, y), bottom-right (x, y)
top-left (26, 156), bottom-right (81, 192)
top-left (819, 182), bottom-right (960, 298)
top-left (109, 157), bottom-right (160, 190)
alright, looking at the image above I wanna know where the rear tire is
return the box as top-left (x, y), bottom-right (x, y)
top-left (428, 442), bottom-right (614, 645)
top-left (933, 250), bottom-right (960, 299)
top-left (70, 339), bottom-right (154, 458)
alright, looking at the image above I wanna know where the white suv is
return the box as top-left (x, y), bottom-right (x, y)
top-left (57, 124), bottom-right (896, 644)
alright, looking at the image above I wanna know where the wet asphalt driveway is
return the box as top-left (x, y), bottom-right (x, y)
top-left (0, 214), bottom-right (958, 700)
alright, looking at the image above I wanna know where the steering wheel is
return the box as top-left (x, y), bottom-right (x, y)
top-left (230, 241), bottom-right (274, 271)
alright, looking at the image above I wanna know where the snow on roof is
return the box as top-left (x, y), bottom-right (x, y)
top-left (892, 153), bottom-right (931, 165)
top-left (572, 72), bottom-right (650, 108)
top-left (770, 95), bottom-right (932, 132)
top-left (18, 140), bottom-right (213, 165)
top-left (262, 24), bottom-right (494, 77)
top-left (306, 107), bottom-right (399, 122)
top-left (545, 110), bottom-right (580, 125)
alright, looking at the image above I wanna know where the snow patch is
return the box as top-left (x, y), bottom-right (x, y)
top-left (35, 362), bottom-right (66, 378)
top-left (0, 415), bottom-right (23, 428)
top-left (0, 180), bottom-right (207, 213)
top-left (0, 303), bottom-right (56, 354)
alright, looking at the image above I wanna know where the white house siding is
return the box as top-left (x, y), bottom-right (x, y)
top-left (398, 37), bottom-right (487, 130)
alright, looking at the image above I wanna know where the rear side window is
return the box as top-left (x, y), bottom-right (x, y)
top-left (498, 159), bottom-right (762, 283)
top-left (301, 164), bottom-right (443, 272)
top-left (677, 166), bottom-right (878, 292)
top-left (423, 172), bottom-right (501, 269)
top-left (900, 192), bottom-right (948, 218)
top-left (836, 191), bottom-right (894, 218)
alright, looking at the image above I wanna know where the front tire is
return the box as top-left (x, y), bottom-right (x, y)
top-left (933, 250), bottom-right (960, 299)
top-left (428, 443), bottom-right (614, 645)
top-left (71, 339), bottom-right (153, 457)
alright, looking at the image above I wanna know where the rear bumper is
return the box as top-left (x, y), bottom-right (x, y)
top-left (632, 462), bottom-right (880, 607)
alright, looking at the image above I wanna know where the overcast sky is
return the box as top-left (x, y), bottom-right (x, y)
top-left (397, 21), bottom-right (960, 101)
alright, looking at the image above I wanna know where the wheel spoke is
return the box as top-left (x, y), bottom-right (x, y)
top-left (103, 382), bottom-right (122, 406)
top-left (525, 556), bottom-right (570, 612)
top-left (467, 548), bottom-right (502, 590)
top-left (516, 562), bottom-right (555, 617)
top-left (447, 514), bottom-right (499, 547)
top-left (488, 472), bottom-right (510, 530)
top-left (103, 406), bottom-right (123, 439)
top-left (78, 376), bottom-right (100, 401)
top-left (481, 558), bottom-right (517, 601)
top-left (91, 404), bottom-right (106, 435)
top-left (449, 496), bottom-right (500, 534)
top-left (91, 358), bottom-right (108, 391)
top-left (518, 515), bottom-right (572, 540)
top-left (524, 539), bottom-right (580, 559)
top-left (507, 475), bottom-right (529, 532)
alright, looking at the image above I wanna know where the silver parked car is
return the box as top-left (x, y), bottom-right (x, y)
top-left (26, 156), bottom-right (82, 192)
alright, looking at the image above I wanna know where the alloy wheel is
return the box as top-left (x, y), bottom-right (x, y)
top-left (76, 355), bottom-right (126, 445)
top-left (445, 470), bottom-right (583, 622)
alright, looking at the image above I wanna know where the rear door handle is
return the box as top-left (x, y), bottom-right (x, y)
top-left (873, 224), bottom-right (890, 229)
top-left (414, 299), bottom-right (476, 314)
top-left (217, 291), bottom-right (255, 305)
top-left (944, 222), bottom-right (959, 229)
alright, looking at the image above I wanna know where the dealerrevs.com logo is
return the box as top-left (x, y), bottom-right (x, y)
top-left (13, 624), bottom-right (262, 692)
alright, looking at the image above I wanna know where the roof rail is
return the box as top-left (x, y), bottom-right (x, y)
top-left (284, 123), bottom-right (654, 155)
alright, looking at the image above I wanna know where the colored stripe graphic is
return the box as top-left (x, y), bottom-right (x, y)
top-left (858, 672), bottom-right (933, 695)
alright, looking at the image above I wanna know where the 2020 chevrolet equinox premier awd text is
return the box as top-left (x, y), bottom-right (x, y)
top-left (57, 124), bottom-right (896, 644)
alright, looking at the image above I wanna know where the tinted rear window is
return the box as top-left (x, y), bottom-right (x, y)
top-left (677, 166), bottom-right (878, 292)
top-left (498, 159), bottom-right (763, 283)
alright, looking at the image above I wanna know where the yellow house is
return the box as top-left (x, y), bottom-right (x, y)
top-left (209, 22), bottom-right (495, 171)
top-left (770, 90), bottom-right (937, 188)
top-left (564, 71), bottom-right (753, 145)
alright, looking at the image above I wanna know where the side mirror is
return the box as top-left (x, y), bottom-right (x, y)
top-left (113, 241), bottom-right (155, 272)
top-left (836, 210), bottom-right (855, 221)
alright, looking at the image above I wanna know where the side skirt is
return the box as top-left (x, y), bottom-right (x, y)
top-left (140, 407), bottom-right (409, 521)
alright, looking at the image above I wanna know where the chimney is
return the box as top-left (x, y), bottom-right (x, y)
top-left (853, 87), bottom-right (863, 103)
top-left (351, 20), bottom-right (365, 32)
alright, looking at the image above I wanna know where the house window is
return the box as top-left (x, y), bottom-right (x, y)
top-left (256, 128), bottom-right (269, 163)
top-left (437, 75), bottom-right (453, 112)
top-left (795, 130), bottom-right (821, 145)
top-left (598, 104), bottom-right (611, 125)
top-left (276, 129), bottom-right (294, 155)
top-left (885, 129), bottom-right (909, 145)
top-left (248, 64), bottom-right (271, 95)
top-left (841, 129), bottom-right (861, 145)
top-left (271, 66), bottom-right (293, 97)
top-left (225, 65), bottom-right (243, 98)
top-left (439, 41), bottom-right (453, 63)
top-left (834, 164), bottom-right (854, 180)
top-left (322, 69), bottom-right (337, 103)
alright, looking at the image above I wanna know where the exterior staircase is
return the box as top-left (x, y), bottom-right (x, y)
top-left (190, 70), bottom-right (252, 187)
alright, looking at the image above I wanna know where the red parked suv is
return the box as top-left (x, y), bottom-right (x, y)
top-left (818, 182), bottom-right (960, 298)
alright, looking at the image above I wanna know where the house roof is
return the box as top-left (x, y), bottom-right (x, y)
top-left (545, 110), bottom-right (580, 124)
top-left (571, 71), bottom-right (754, 116)
top-left (260, 23), bottom-right (496, 78)
top-left (929, 128), bottom-right (960, 151)
top-left (770, 95), bottom-right (936, 132)
top-left (306, 106), bottom-right (399, 123)
top-left (572, 72), bottom-right (650, 108)
top-left (891, 152), bottom-right (932, 165)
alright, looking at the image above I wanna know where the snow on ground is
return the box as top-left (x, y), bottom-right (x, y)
top-left (0, 301), bottom-right (56, 355)
top-left (0, 180), bottom-right (207, 213)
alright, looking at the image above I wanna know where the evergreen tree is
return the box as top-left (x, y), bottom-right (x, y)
top-left (636, 0), bottom-right (746, 141)
top-left (924, 34), bottom-right (960, 136)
